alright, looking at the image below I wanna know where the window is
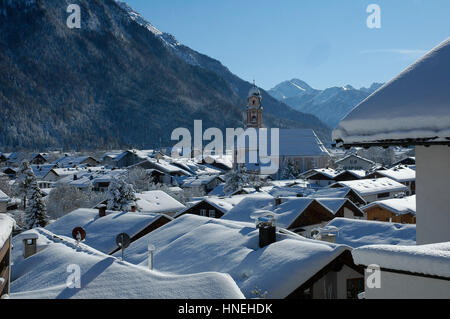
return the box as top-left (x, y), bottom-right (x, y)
top-left (377, 192), bottom-right (390, 199)
top-left (347, 278), bottom-right (364, 299)
top-left (200, 209), bottom-right (207, 217)
top-left (209, 210), bottom-right (216, 218)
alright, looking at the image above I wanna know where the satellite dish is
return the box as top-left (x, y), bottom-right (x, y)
top-left (116, 233), bottom-right (131, 249)
top-left (72, 227), bottom-right (86, 242)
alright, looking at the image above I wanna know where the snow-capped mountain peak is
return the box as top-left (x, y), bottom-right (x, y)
top-left (269, 79), bottom-right (384, 128)
top-left (115, 1), bottom-right (163, 36)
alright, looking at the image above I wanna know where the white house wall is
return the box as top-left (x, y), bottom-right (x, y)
top-left (416, 145), bottom-right (450, 244)
top-left (364, 269), bottom-right (450, 299)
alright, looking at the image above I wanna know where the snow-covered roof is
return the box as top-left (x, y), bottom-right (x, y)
top-left (116, 214), bottom-right (351, 298)
top-left (306, 168), bottom-right (340, 179)
top-left (223, 195), bottom-right (333, 229)
top-left (238, 129), bottom-right (330, 157)
top-left (345, 170), bottom-right (368, 179)
top-left (54, 156), bottom-right (98, 168)
top-left (268, 186), bottom-right (305, 198)
top-left (208, 183), bottom-right (226, 196)
top-left (204, 196), bottom-right (247, 214)
top-left (374, 165), bottom-right (416, 182)
top-left (180, 175), bottom-right (221, 188)
top-left (10, 228), bottom-right (244, 299)
top-left (102, 150), bottom-right (124, 160)
top-left (352, 241), bottom-right (450, 278)
top-left (45, 208), bottom-right (169, 254)
top-left (176, 195), bottom-right (250, 218)
top-left (333, 38), bottom-right (450, 146)
top-left (326, 218), bottom-right (416, 248)
top-left (271, 198), bottom-right (333, 228)
top-left (335, 154), bottom-right (375, 165)
top-left (0, 214), bottom-right (15, 249)
top-left (269, 179), bottom-right (308, 187)
top-left (304, 187), bottom-right (366, 206)
top-left (362, 195), bottom-right (416, 216)
top-left (201, 154), bottom-right (233, 170)
top-left (0, 189), bottom-right (10, 202)
top-left (31, 164), bottom-right (57, 179)
top-left (316, 198), bottom-right (351, 215)
top-left (136, 190), bottom-right (185, 214)
top-left (331, 177), bottom-right (408, 196)
top-left (221, 194), bottom-right (275, 223)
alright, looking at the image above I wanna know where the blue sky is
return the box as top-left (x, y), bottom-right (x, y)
top-left (125, 0), bottom-right (450, 90)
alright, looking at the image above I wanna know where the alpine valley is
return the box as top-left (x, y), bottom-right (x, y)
top-left (0, 0), bottom-right (331, 151)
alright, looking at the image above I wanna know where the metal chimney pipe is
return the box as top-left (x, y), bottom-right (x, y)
top-left (148, 244), bottom-right (155, 270)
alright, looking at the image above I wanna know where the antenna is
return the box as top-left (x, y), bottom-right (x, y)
top-left (116, 233), bottom-right (131, 261)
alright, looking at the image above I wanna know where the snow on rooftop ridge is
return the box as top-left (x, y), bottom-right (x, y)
top-left (118, 214), bottom-right (349, 298)
top-left (363, 195), bottom-right (416, 216)
top-left (45, 208), bottom-right (168, 254)
top-left (376, 166), bottom-right (416, 182)
top-left (327, 218), bottom-right (416, 248)
top-left (0, 189), bottom-right (10, 202)
top-left (333, 177), bottom-right (408, 196)
top-left (333, 38), bottom-right (450, 145)
top-left (10, 228), bottom-right (244, 299)
top-left (136, 190), bottom-right (185, 214)
top-left (352, 242), bottom-right (450, 278)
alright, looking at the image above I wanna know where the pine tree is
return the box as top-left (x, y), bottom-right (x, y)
top-left (224, 164), bottom-right (249, 195)
top-left (25, 185), bottom-right (49, 229)
top-left (15, 160), bottom-right (37, 210)
top-left (107, 176), bottom-right (137, 211)
top-left (280, 158), bottom-right (300, 180)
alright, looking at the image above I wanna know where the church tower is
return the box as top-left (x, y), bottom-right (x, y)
top-left (246, 81), bottom-right (263, 128)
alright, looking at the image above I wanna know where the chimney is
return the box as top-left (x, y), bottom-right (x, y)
top-left (274, 197), bottom-right (282, 206)
top-left (130, 205), bottom-right (136, 213)
top-left (73, 174), bottom-right (78, 181)
top-left (255, 213), bottom-right (277, 248)
top-left (296, 193), bottom-right (303, 198)
top-left (98, 204), bottom-right (106, 217)
top-left (22, 234), bottom-right (38, 259)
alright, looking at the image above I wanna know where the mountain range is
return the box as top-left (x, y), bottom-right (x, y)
top-left (268, 79), bottom-right (384, 128)
top-left (0, 0), bottom-right (331, 151)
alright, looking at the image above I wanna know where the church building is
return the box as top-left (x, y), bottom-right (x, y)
top-left (236, 82), bottom-right (331, 177)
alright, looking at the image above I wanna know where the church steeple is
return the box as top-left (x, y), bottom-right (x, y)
top-left (246, 81), bottom-right (263, 128)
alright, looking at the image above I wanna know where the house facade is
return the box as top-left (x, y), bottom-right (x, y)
top-left (362, 195), bottom-right (416, 224)
top-left (335, 154), bottom-right (375, 171)
top-left (0, 214), bottom-right (14, 297)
